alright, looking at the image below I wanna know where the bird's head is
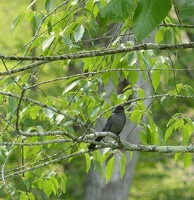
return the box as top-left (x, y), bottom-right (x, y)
top-left (113, 106), bottom-right (124, 113)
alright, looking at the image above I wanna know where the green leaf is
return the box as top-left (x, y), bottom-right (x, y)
top-left (130, 110), bottom-right (143, 124)
top-left (62, 79), bottom-right (80, 94)
top-left (162, 64), bottom-right (170, 84)
top-left (31, 14), bottom-right (42, 32)
top-left (43, 180), bottom-right (53, 197)
top-left (60, 174), bottom-right (67, 193)
top-left (93, 150), bottom-right (103, 172)
top-left (182, 125), bottom-right (192, 145)
top-left (152, 66), bottom-right (161, 91)
top-left (139, 129), bottom-right (148, 144)
top-left (9, 97), bottom-right (17, 116)
top-left (105, 156), bottom-right (115, 183)
top-left (128, 66), bottom-right (138, 86)
top-left (99, 0), bottom-right (135, 26)
top-left (183, 153), bottom-right (192, 169)
top-left (10, 12), bottom-right (26, 33)
top-left (27, 192), bottom-right (35, 200)
top-left (20, 192), bottom-right (28, 200)
top-left (42, 35), bottom-right (56, 52)
top-left (165, 125), bottom-right (174, 141)
top-left (174, 118), bottom-right (184, 130)
top-left (129, 151), bottom-right (133, 160)
top-left (30, 106), bottom-right (40, 119)
top-left (90, 105), bottom-right (100, 118)
top-left (74, 25), bottom-right (85, 42)
top-left (85, 153), bottom-right (91, 173)
top-left (155, 28), bottom-right (165, 43)
top-left (133, 0), bottom-right (172, 42)
top-left (45, 0), bottom-right (54, 13)
top-left (0, 148), bottom-right (7, 164)
top-left (44, 108), bottom-right (54, 119)
top-left (130, 103), bottom-right (146, 124)
top-left (174, 152), bottom-right (182, 161)
top-left (137, 88), bottom-right (145, 98)
top-left (119, 153), bottom-right (126, 179)
top-left (163, 29), bottom-right (172, 44)
top-left (180, 0), bottom-right (194, 21)
top-left (83, 80), bottom-right (92, 94)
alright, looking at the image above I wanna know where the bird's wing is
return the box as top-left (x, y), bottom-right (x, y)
top-left (102, 116), bottom-right (113, 132)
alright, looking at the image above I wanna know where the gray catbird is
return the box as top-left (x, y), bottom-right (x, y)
top-left (88, 106), bottom-right (126, 149)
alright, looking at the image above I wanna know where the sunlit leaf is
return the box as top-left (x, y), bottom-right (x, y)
top-left (105, 156), bottom-right (115, 183)
top-left (165, 125), bottom-right (174, 141)
top-left (85, 153), bottom-right (91, 173)
top-left (30, 106), bottom-right (40, 119)
top-left (74, 25), bottom-right (85, 42)
top-left (152, 66), bottom-right (161, 91)
top-left (63, 80), bottom-right (80, 94)
top-left (183, 153), bottom-right (192, 168)
top-left (119, 153), bottom-right (126, 179)
top-left (43, 180), bottom-right (53, 197)
top-left (42, 35), bottom-right (56, 52)
top-left (44, 108), bottom-right (54, 119)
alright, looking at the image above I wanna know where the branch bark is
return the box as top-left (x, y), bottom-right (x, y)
top-left (1, 42), bottom-right (194, 62)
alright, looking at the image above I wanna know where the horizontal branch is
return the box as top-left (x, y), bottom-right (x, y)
top-left (84, 133), bottom-right (194, 154)
top-left (1, 135), bottom-right (194, 180)
top-left (1, 42), bottom-right (194, 63)
top-left (121, 141), bottom-right (194, 153)
top-left (0, 139), bottom-right (73, 146)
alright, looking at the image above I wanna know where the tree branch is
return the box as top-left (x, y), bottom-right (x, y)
top-left (1, 42), bottom-right (194, 62)
top-left (121, 141), bottom-right (194, 153)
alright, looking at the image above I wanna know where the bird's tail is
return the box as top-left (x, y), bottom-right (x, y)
top-left (88, 136), bottom-right (104, 150)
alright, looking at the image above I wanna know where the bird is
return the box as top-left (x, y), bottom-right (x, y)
top-left (88, 106), bottom-right (126, 150)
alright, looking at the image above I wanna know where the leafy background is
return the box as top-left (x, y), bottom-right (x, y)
top-left (0, 0), bottom-right (194, 199)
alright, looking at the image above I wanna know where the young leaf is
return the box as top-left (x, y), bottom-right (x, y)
top-left (105, 156), bottom-right (115, 183)
top-left (152, 66), bottom-right (161, 91)
top-left (128, 66), bottom-right (138, 86)
top-left (165, 125), bottom-right (174, 141)
top-left (43, 180), bottom-right (53, 197)
top-left (42, 35), bottom-right (56, 52)
top-left (119, 153), bottom-right (126, 179)
top-left (74, 25), bottom-right (85, 42)
top-left (30, 106), bottom-right (40, 119)
top-left (62, 80), bottom-right (80, 94)
top-left (85, 153), bottom-right (91, 173)
top-left (44, 108), bottom-right (54, 119)
top-left (60, 174), bottom-right (67, 193)
top-left (133, 0), bottom-right (172, 42)
top-left (174, 152), bottom-right (182, 161)
top-left (139, 129), bottom-right (148, 144)
top-left (183, 153), bottom-right (192, 169)
top-left (130, 110), bottom-right (143, 124)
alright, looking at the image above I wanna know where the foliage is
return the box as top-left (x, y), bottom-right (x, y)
top-left (0, 0), bottom-right (194, 199)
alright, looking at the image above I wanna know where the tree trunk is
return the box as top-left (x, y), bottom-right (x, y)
top-left (85, 76), bottom-right (151, 200)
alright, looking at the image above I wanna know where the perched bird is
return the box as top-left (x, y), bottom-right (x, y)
top-left (88, 106), bottom-right (126, 150)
